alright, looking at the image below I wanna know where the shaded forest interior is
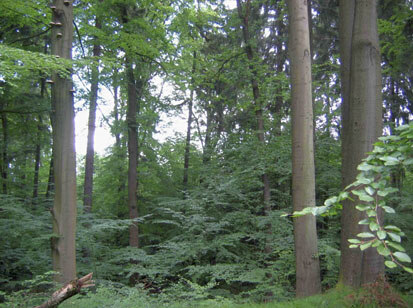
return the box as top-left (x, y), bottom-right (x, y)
top-left (0, 0), bottom-right (413, 307)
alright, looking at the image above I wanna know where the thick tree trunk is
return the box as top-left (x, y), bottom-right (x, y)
top-left (126, 58), bottom-right (139, 248)
top-left (83, 15), bottom-right (102, 213)
top-left (339, 0), bottom-right (384, 287)
top-left (288, 0), bottom-right (321, 297)
top-left (50, 0), bottom-right (77, 283)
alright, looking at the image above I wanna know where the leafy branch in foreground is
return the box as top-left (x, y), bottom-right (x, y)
top-left (285, 124), bottom-right (413, 273)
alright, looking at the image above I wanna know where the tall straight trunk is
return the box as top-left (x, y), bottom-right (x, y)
top-left (237, 0), bottom-right (271, 208)
top-left (339, 0), bottom-right (383, 287)
top-left (183, 52), bottom-right (196, 193)
top-left (32, 114), bottom-right (42, 200)
top-left (50, 0), bottom-right (77, 283)
top-left (33, 78), bottom-right (46, 201)
top-left (0, 100), bottom-right (8, 194)
top-left (287, 0), bottom-right (321, 297)
top-left (46, 156), bottom-right (54, 198)
top-left (126, 57), bottom-right (139, 248)
top-left (83, 15), bottom-right (102, 213)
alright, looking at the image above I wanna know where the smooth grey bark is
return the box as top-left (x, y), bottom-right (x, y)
top-left (287, 0), bottom-right (321, 297)
top-left (50, 0), bottom-right (77, 283)
top-left (339, 0), bottom-right (384, 287)
top-left (83, 15), bottom-right (102, 213)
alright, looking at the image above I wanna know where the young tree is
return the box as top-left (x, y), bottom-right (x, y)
top-left (83, 10), bottom-right (102, 213)
top-left (339, 0), bottom-right (384, 287)
top-left (287, 0), bottom-right (321, 297)
top-left (50, 0), bottom-right (77, 283)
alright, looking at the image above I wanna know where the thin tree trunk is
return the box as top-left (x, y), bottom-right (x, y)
top-left (126, 57), bottom-right (139, 248)
top-left (183, 52), bottom-right (196, 193)
top-left (339, 0), bottom-right (384, 287)
top-left (32, 115), bottom-right (42, 201)
top-left (83, 15), bottom-right (102, 213)
top-left (33, 78), bottom-right (46, 201)
top-left (288, 0), bottom-right (321, 297)
top-left (237, 0), bottom-right (272, 254)
top-left (45, 156), bottom-right (54, 198)
top-left (0, 100), bottom-right (8, 195)
top-left (50, 0), bottom-right (77, 283)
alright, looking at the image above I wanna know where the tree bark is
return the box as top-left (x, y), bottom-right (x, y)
top-left (35, 273), bottom-right (94, 308)
top-left (126, 57), bottom-right (139, 248)
top-left (236, 0), bottom-right (272, 252)
top-left (83, 15), bottom-right (102, 213)
top-left (287, 0), bottom-right (321, 297)
top-left (183, 52), bottom-right (196, 193)
top-left (32, 114), bottom-right (42, 201)
top-left (50, 0), bottom-right (77, 283)
top-left (0, 99), bottom-right (8, 195)
top-left (339, 0), bottom-right (384, 287)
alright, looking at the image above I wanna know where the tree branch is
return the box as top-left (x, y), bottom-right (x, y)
top-left (34, 273), bottom-right (94, 308)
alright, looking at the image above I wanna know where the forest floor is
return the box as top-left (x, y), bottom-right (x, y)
top-left (56, 286), bottom-right (413, 308)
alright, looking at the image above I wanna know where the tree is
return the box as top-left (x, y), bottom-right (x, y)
top-left (83, 8), bottom-right (102, 213)
top-left (339, 0), bottom-right (384, 287)
top-left (50, 0), bottom-right (77, 283)
top-left (287, 0), bottom-right (321, 297)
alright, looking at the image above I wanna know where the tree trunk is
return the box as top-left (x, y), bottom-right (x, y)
top-left (287, 0), bottom-right (321, 297)
top-left (83, 15), bottom-right (102, 213)
top-left (126, 57), bottom-right (139, 248)
top-left (183, 52), bottom-right (196, 193)
top-left (32, 114), bottom-right (42, 201)
top-left (339, 0), bottom-right (384, 287)
top-left (0, 100), bottom-right (8, 195)
top-left (236, 0), bottom-right (272, 245)
top-left (50, 0), bottom-right (77, 283)
top-left (45, 156), bottom-right (54, 199)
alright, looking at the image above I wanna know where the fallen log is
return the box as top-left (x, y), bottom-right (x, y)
top-left (34, 273), bottom-right (94, 308)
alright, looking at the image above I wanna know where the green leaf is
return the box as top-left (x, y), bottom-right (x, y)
top-left (365, 186), bottom-right (375, 196)
top-left (387, 241), bottom-right (405, 252)
top-left (324, 196), bottom-right (338, 206)
top-left (360, 242), bottom-right (372, 251)
top-left (388, 232), bottom-right (401, 243)
top-left (366, 209), bottom-right (377, 217)
top-left (403, 267), bottom-right (413, 273)
top-left (385, 261), bottom-right (397, 268)
top-left (381, 206), bottom-right (395, 214)
top-left (349, 244), bottom-right (359, 249)
top-left (358, 219), bottom-right (370, 225)
top-left (356, 204), bottom-right (370, 211)
top-left (377, 230), bottom-right (387, 240)
top-left (377, 245), bottom-right (391, 256)
top-left (394, 252), bottom-right (411, 263)
top-left (357, 232), bottom-right (375, 238)
top-left (369, 222), bottom-right (379, 231)
top-left (352, 190), bottom-right (375, 202)
top-left (385, 225), bottom-right (401, 232)
top-left (357, 162), bottom-right (373, 171)
top-left (348, 239), bottom-right (361, 244)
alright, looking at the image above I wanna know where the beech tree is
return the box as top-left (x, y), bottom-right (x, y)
top-left (339, 0), bottom-right (384, 286)
top-left (50, 0), bottom-right (77, 283)
top-left (287, 0), bottom-right (321, 297)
